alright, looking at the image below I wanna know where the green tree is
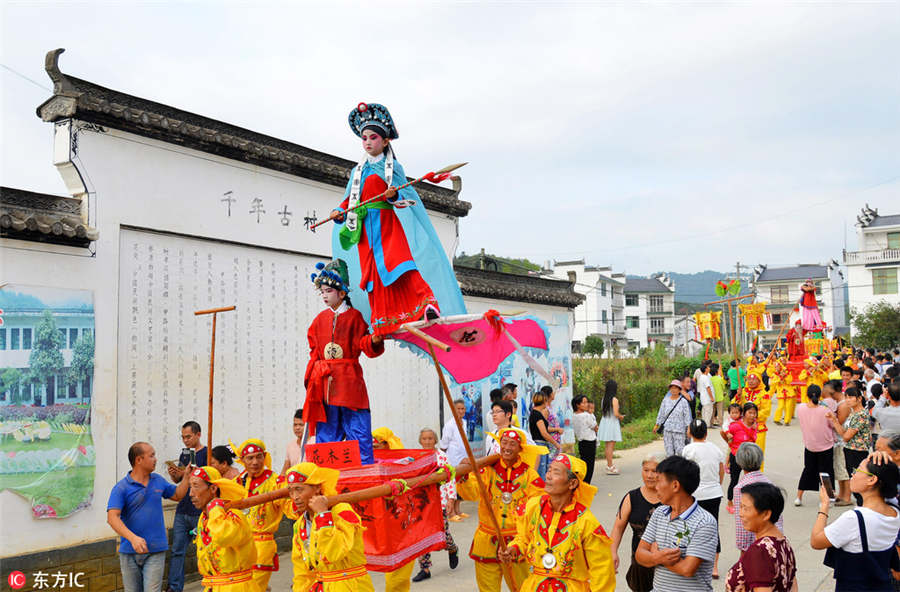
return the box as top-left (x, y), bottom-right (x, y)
top-left (27, 310), bottom-right (65, 402)
top-left (69, 330), bottom-right (95, 400)
top-left (582, 335), bottom-right (605, 357)
top-left (1, 367), bottom-right (24, 404)
top-left (851, 302), bottom-right (900, 349)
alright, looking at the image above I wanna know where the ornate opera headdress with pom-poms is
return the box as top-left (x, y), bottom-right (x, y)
top-left (311, 259), bottom-right (350, 293)
top-left (348, 102), bottom-right (399, 139)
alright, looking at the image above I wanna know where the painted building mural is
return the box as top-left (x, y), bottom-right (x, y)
top-left (0, 285), bottom-right (95, 518)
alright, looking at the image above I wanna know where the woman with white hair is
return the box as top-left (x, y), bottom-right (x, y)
top-left (610, 452), bottom-right (665, 591)
top-left (733, 442), bottom-right (784, 554)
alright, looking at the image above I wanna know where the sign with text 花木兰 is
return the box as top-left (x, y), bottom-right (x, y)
top-left (304, 440), bottom-right (362, 468)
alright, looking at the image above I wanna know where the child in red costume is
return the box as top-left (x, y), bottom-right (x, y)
top-left (304, 259), bottom-right (385, 464)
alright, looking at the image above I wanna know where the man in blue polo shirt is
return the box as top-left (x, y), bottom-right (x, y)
top-left (635, 455), bottom-right (718, 591)
top-left (107, 442), bottom-right (191, 592)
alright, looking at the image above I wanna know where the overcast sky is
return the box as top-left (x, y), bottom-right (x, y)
top-left (2, 2), bottom-right (898, 277)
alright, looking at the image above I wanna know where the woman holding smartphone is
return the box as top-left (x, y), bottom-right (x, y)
top-left (795, 385), bottom-right (835, 507)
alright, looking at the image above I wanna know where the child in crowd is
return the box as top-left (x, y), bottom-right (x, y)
top-left (720, 403), bottom-right (742, 475)
top-left (412, 428), bottom-right (460, 581)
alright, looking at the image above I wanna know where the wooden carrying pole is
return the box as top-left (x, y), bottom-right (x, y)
top-left (704, 294), bottom-right (754, 387)
top-left (426, 343), bottom-right (519, 592)
top-left (227, 454), bottom-right (501, 511)
top-left (194, 306), bottom-right (236, 453)
top-left (762, 304), bottom-right (800, 367)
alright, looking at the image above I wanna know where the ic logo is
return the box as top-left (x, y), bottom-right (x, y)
top-left (8, 571), bottom-right (26, 590)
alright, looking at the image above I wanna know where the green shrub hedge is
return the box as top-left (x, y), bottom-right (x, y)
top-left (573, 356), bottom-right (712, 424)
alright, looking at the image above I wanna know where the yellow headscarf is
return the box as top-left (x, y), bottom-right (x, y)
top-left (284, 462), bottom-right (340, 496)
top-left (746, 366), bottom-right (764, 384)
top-left (191, 465), bottom-right (247, 501)
top-left (486, 426), bottom-right (549, 470)
top-left (230, 438), bottom-right (272, 469)
top-left (549, 453), bottom-right (597, 508)
top-left (372, 427), bottom-right (404, 450)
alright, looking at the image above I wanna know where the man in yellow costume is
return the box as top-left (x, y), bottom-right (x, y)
top-left (457, 426), bottom-right (547, 591)
top-left (739, 369), bottom-right (772, 460)
top-left (188, 466), bottom-right (256, 592)
top-left (806, 356), bottom-right (831, 397)
top-left (371, 426), bottom-right (416, 592)
top-left (500, 453), bottom-right (615, 592)
top-left (284, 462), bottom-right (374, 592)
top-left (232, 438), bottom-right (285, 591)
top-left (771, 358), bottom-right (799, 426)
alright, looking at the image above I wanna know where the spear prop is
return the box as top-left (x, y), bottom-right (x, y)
top-left (309, 162), bottom-right (467, 230)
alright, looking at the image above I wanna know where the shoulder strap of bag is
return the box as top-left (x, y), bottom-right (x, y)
top-left (659, 396), bottom-right (684, 426)
top-left (854, 509), bottom-right (869, 553)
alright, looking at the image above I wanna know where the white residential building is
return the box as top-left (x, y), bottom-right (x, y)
top-left (673, 314), bottom-right (704, 357)
top-left (624, 274), bottom-right (676, 351)
top-left (750, 263), bottom-right (847, 348)
top-left (844, 205), bottom-right (900, 334)
top-left (550, 260), bottom-right (626, 354)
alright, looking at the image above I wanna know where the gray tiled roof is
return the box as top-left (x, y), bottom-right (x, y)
top-left (624, 278), bottom-right (671, 293)
top-left (756, 265), bottom-right (829, 282)
top-left (869, 214), bottom-right (900, 228)
top-left (1, 186), bottom-right (97, 247)
top-left (35, 49), bottom-right (470, 218)
top-left (455, 265), bottom-right (584, 308)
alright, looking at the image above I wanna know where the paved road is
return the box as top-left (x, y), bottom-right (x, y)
top-left (187, 419), bottom-right (837, 591)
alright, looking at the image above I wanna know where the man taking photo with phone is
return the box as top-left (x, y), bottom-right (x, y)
top-left (165, 421), bottom-right (207, 592)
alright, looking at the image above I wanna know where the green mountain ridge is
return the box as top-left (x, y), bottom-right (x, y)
top-left (627, 270), bottom-right (753, 304)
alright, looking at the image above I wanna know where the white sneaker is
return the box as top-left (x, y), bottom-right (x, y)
top-left (793, 498), bottom-right (802, 507)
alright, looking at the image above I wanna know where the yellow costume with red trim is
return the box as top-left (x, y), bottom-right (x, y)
top-left (457, 427), bottom-right (547, 591)
top-left (233, 439), bottom-right (285, 592)
top-left (190, 467), bottom-right (257, 592)
top-left (287, 503), bottom-right (374, 592)
top-left (282, 463), bottom-right (374, 592)
top-left (509, 454), bottom-right (615, 592)
top-left (739, 371), bottom-right (772, 465)
top-left (771, 361), bottom-right (798, 426)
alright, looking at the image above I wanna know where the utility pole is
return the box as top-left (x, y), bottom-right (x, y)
top-left (730, 261), bottom-right (748, 353)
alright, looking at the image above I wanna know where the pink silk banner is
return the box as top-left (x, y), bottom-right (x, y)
top-left (393, 312), bottom-right (549, 384)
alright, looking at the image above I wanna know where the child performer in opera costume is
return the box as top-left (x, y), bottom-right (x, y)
top-left (305, 259), bottom-right (385, 465)
top-left (330, 102), bottom-right (465, 336)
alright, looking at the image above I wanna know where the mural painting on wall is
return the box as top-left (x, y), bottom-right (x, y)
top-left (449, 313), bottom-right (574, 452)
top-left (0, 285), bottom-right (95, 518)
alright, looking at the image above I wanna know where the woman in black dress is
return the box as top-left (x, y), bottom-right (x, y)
top-left (610, 452), bottom-right (664, 592)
